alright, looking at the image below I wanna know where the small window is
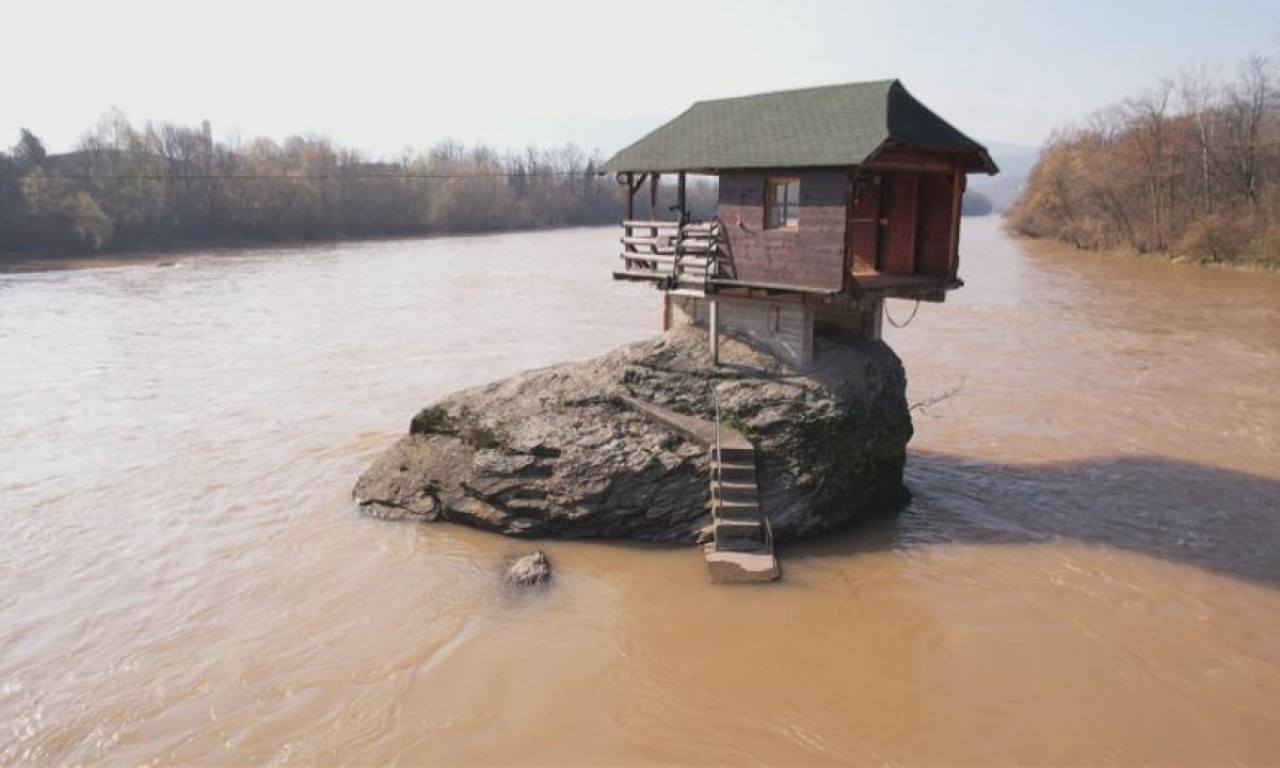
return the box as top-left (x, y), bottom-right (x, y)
top-left (765, 177), bottom-right (800, 229)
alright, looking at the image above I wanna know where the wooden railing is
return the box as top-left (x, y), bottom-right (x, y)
top-left (619, 218), bottom-right (724, 291)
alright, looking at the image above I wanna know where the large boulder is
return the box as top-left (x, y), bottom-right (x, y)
top-left (353, 325), bottom-right (912, 542)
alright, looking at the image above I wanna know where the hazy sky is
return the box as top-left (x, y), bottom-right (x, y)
top-left (5, 0), bottom-right (1277, 158)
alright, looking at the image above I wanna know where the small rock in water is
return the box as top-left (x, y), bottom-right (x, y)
top-left (505, 551), bottom-right (551, 586)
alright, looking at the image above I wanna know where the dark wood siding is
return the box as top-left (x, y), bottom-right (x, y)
top-left (796, 171), bottom-right (848, 290)
top-left (848, 174), bottom-right (882, 272)
top-left (915, 173), bottom-right (956, 277)
top-left (879, 174), bottom-right (918, 275)
top-left (868, 147), bottom-right (961, 173)
top-left (715, 161), bottom-right (961, 290)
top-left (717, 170), bottom-right (847, 291)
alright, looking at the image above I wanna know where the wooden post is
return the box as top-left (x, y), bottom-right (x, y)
top-left (947, 165), bottom-right (964, 278)
top-left (662, 294), bottom-right (671, 332)
top-left (649, 173), bottom-right (661, 251)
top-left (624, 173), bottom-right (634, 262)
top-left (624, 172), bottom-right (635, 222)
top-left (677, 171), bottom-right (686, 221)
top-left (709, 299), bottom-right (719, 365)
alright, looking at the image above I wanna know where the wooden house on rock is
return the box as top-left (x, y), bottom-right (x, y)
top-left (603, 80), bottom-right (997, 368)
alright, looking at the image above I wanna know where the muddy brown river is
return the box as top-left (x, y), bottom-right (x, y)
top-left (2, 218), bottom-right (1279, 764)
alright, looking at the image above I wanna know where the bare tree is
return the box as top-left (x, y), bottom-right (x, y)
top-left (1220, 54), bottom-right (1275, 207)
top-left (1178, 63), bottom-right (1220, 215)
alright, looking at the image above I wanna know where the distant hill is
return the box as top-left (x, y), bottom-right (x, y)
top-left (960, 190), bottom-right (993, 216)
top-left (969, 140), bottom-right (1040, 214)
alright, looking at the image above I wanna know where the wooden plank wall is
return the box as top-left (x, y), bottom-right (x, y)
top-left (671, 295), bottom-right (813, 368)
top-left (862, 168), bottom-right (958, 279)
top-left (718, 171), bottom-right (847, 291)
top-left (813, 300), bottom-right (880, 342)
top-left (879, 174), bottom-right (918, 275)
top-left (915, 173), bottom-right (956, 277)
top-left (866, 149), bottom-right (966, 280)
top-left (848, 174), bottom-right (881, 272)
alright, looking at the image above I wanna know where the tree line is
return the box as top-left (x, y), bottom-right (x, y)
top-left (1008, 52), bottom-right (1280, 267)
top-left (0, 110), bottom-right (718, 255)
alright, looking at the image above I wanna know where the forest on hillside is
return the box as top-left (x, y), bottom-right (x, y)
top-left (0, 111), bottom-right (717, 256)
top-left (1009, 52), bottom-right (1280, 267)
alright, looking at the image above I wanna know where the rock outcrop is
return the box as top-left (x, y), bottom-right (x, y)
top-left (353, 325), bottom-right (912, 543)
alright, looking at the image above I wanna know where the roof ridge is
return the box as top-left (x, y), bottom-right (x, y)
top-left (691, 79), bottom-right (898, 108)
top-left (886, 81), bottom-right (991, 160)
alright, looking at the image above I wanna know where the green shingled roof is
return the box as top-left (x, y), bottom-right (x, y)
top-left (602, 80), bottom-right (997, 175)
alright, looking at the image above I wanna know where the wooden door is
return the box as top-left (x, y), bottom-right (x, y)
top-left (848, 173), bottom-right (882, 273)
top-left (915, 173), bottom-right (957, 278)
top-left (880, 173), bottom-right (919, 275)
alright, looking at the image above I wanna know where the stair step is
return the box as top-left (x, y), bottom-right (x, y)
top-left (717, 499), bottom-right (760, 516)
top-left (714, 489), bottom-right (759, 506)
top-left (712, 461), bottom-right (756, 483)
top-left (715, 529), bottom-right (766, 551)
top-left (714, 515), bottom-right (762, 536)
top-left (712, 478), bottom-right (757, 497)
top-left (715, 537), bottom-right (767, 554)
top-left (703, 545), bottom-right (780, 583)
top-left (718, 445), bottom-right (754, 462)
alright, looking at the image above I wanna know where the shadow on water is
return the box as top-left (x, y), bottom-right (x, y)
top-left (788, 450), bottom-right (1280, 591)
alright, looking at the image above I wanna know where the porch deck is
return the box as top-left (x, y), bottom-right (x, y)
top-left (612, 219), bottom-right (961, 301)
top-left (850, 270), bottom-right (962, 301)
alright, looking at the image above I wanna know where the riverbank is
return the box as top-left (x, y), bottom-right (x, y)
top-left (1006, 223), bottom-right (1280, 274)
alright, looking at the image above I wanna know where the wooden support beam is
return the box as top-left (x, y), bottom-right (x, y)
top-left (649, 173), bottom-right (661, 253)
top-left (626, 173), bottom-right (647, 197)
top-left (619, 253), bottom-right (678, 265)
top-left (947, 166), bottom-right (964, 278)
top-left (867, 297), bottom-right (883, 341)
top-left (624, 172), bottom-right (636, 254)
top-left (621, 220), bottom-right (680, 229)
top-left (677, 171), bottom-right (686, 222)
top-left (621, 236), bottom-right (676, 249)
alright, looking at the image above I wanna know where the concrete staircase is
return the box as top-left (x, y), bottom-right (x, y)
top-left (706, 438), bottom-right (779, 583)
top-left (620, 395), bottom-right (780, 583)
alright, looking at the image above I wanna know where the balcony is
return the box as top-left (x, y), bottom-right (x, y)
top-left (612, 219), bottom-right (725, 295)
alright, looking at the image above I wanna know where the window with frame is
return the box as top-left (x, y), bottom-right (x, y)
top-left (765, 177), bottom-right (800, 229)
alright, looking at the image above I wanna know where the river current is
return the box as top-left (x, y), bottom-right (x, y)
top-left (2, 217), bottom-right (1279, 763)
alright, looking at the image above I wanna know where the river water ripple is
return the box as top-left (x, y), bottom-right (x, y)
top-left (2, 218), bottom-right (1279, 763)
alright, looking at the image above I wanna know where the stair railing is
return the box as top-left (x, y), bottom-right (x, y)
top-left (710, 382), bottom-right (723, 524)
